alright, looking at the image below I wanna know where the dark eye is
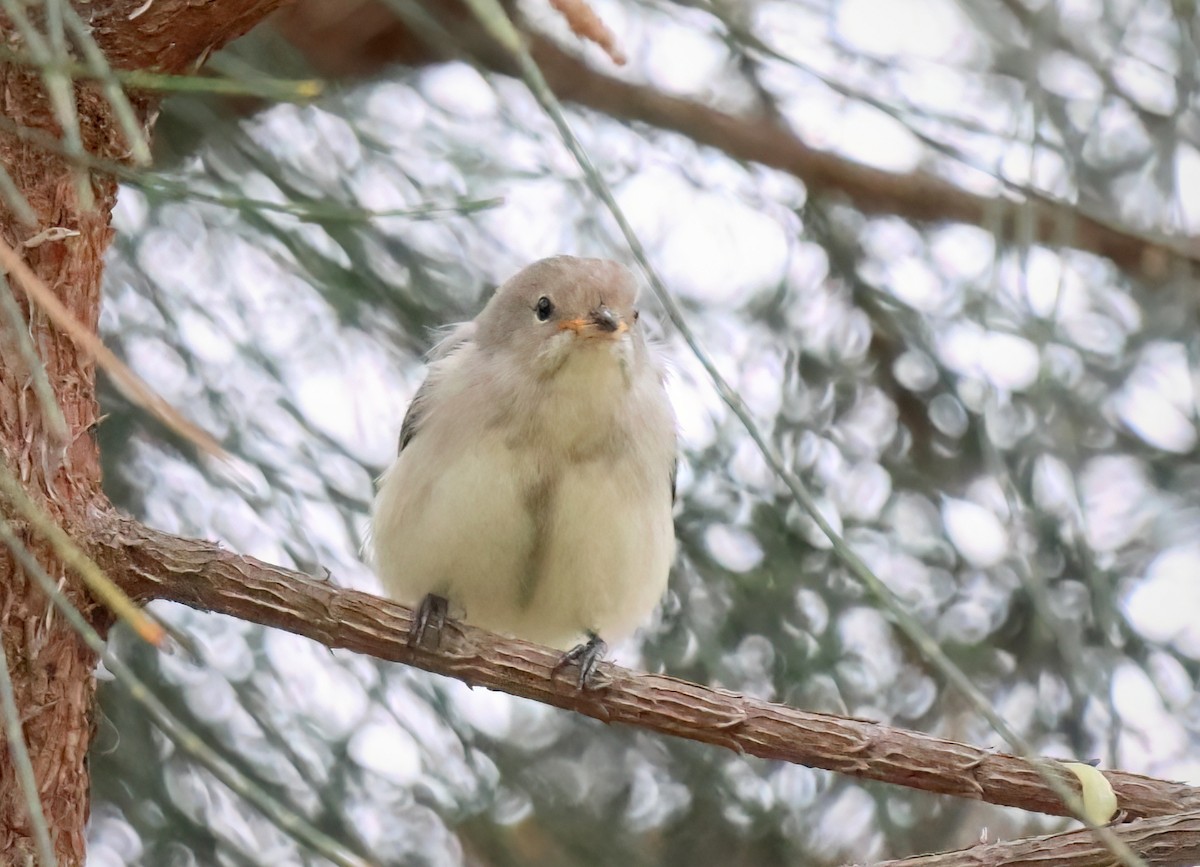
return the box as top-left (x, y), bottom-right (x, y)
top-left (633, 309), bottom-right (640, 321)
top-left (535, 296), bottom-right (554, 321)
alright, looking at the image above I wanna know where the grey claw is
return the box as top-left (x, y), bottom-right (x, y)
top-left (409, 593), bottom-right (448, 649)
top-left (552, 632), bottom-right (608, 689)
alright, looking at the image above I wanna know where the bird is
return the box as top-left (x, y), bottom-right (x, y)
top-left (370, 255), bottom-right (677, 685)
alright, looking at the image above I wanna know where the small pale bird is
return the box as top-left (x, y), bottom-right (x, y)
top-left (370, 256), bottom-right (677, 684)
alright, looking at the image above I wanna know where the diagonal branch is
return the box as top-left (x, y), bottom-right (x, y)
top-left (90, 512), bottom-right (1200, 824)
top-left (520, 37), bottom-right (1196, 279)
top-left (272, 0), bottom-right (1200, 279)
top-left (865, 808), bottom-right (1200, 867)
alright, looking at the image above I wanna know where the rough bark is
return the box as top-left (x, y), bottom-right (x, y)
top-left (2, 1), bottom-right (1198, 864)
top-left (0, 62), bottom-right (116, 867)
top-left (92, 515), bottom-right (1200, 826)
top-left (0, 1), bottom-right (286, 860)
top-left (865, 808), bottom-right (1200, 867)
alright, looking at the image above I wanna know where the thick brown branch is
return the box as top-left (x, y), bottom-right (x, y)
top-left (91, 513), bottom-right (1200, 824)
top-left (524, 38), bottom-right (1195, 279)
top-left (273, 0), bottom-right (1199, 279)
top-left (866, 808), bottom-right (1200, 867)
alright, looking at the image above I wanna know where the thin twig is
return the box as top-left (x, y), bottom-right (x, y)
top-left (140, 185), bottom-right (505, 223)
top-left (0, 108), bottom-right (499, 224)
top-left (546, 0), bottom-right (626, 65)
top-left (519, 37), bottom-right (1193, 278)
top-left (0, 44), bottom-right (324, 102)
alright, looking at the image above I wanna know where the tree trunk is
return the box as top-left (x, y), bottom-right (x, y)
top-left (0, 64), bottom-right (115, 863)
top-left (0, 1), bottom-right (282, 858)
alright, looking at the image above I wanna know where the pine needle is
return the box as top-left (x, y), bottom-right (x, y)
top-left (0, 235), bottom-right (229, 461)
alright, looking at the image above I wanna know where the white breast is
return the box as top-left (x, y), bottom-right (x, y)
top-left (370, 340), bottom-right (676, 649)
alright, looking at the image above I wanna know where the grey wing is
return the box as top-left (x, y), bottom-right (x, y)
top-left (397, 378), bottom-right (432, 454)
top-left (397, 321), bottom-right (476, 455)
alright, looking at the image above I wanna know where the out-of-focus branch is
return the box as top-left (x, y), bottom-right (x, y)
top-left (522, 39), bottom-right (1194, 278)
top-left (864, 808), bottom-right (1200, 867)
top-left (271, 0), bottom-right (1200, 279)
top-left (92, 512), bottom-right (1200, 824)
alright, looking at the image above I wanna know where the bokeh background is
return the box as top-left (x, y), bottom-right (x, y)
top-left (83, 0), bottom-right (1200, 864)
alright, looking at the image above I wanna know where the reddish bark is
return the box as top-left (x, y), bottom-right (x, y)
top-left (0, 63), bottom-right (114, 866)
top-left (0, 2), bottom-right (285, 860)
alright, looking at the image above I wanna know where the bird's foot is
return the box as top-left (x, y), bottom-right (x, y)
top-left (552, 632), bottom-right (608, 690)
top-left (408, 593), bottom-right (449, 649)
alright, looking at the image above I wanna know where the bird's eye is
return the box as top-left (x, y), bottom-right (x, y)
top-left (633, 309), bottom-right (640, 321)
top-left (535, 296), bottom-right (554, 321)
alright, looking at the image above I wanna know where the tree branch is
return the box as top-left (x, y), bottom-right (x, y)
top-left (271, 0), bottom-right (1200, 279)
top-left (90, 512), bottom-right (1200, 824)
top-left (522, 38), bottom-right (1196, 279)
top-left (865, 808), bottom-right (1200, 867)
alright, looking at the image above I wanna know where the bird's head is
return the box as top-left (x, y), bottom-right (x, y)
top-left (475, 256), bottom-right (644, 378)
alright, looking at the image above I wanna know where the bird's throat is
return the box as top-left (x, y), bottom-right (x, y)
top-left (529, 344), bottom-right (631, 454)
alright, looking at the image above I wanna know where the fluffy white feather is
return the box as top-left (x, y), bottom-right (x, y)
top-left (370, 257), bottom-right (676, 649)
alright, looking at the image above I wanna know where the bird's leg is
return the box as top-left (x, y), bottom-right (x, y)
top-left (408, 593), bottom-right (449, 649)
top-left (552, 631), bottom-right (608, 689)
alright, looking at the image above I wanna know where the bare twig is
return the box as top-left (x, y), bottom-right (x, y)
top-left (546, 0), bottom-right (626, 65)
top-left (0, 44), bottom-right (324, 101)
top-left (520, 36), bottom-right (1196, 280)
top-left (862, 808), bottom-right (1200, 867)
top-left (273, 4), bottom-right (1200, 278)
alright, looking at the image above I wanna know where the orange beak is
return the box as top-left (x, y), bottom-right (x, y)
top-left (557, 307), bottom-right (628, 339)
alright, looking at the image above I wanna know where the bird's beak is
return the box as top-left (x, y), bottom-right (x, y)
top-left (558, 306), bottom-right (628, 339)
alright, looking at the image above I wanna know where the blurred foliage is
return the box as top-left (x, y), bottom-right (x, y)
top-left (83, 0), bottom-right (1200, 865)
